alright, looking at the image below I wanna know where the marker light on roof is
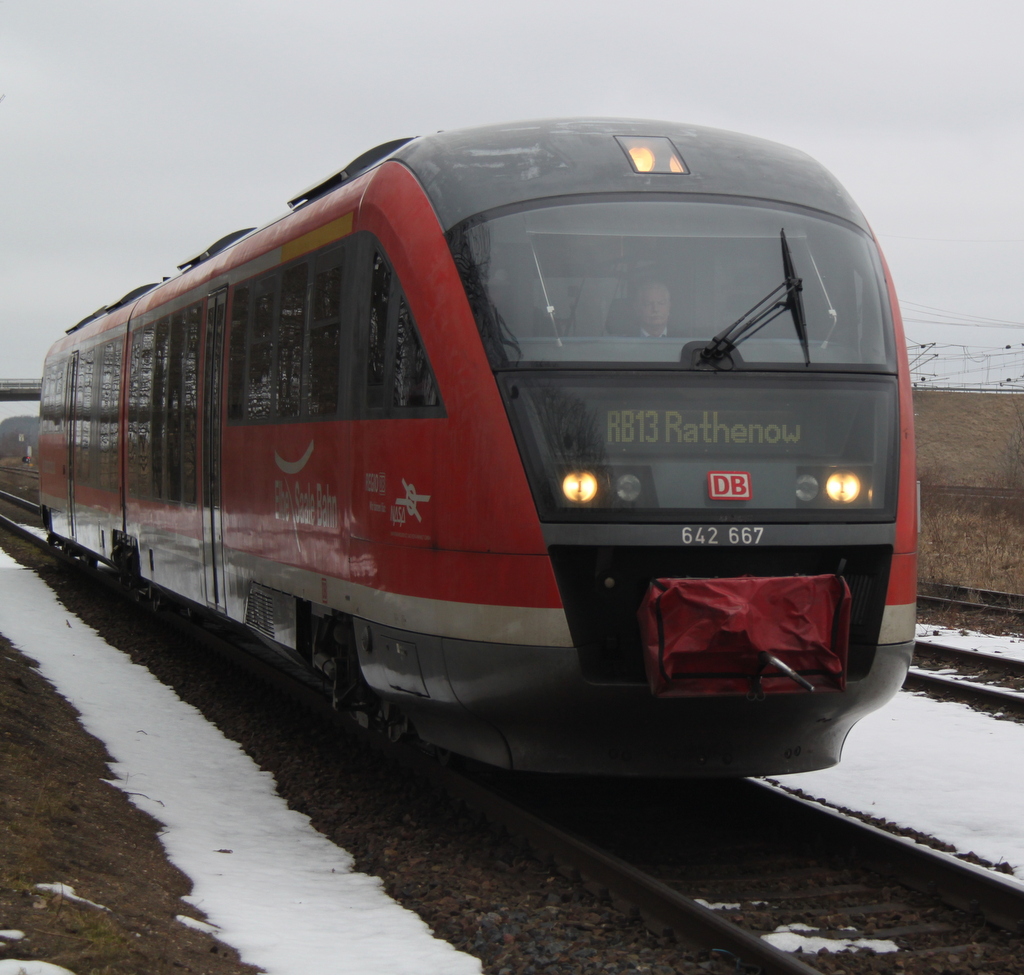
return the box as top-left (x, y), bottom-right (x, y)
top-left (629, 145), bottom-right (656, 172)
top-left (615, 136), bottom-right (688, 175)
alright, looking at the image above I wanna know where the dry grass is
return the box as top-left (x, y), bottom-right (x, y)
top-left (919, 492), bottom-right (1024, 593)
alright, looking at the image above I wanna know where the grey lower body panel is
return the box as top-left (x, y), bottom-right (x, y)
top-left (356, 616), bottom-right (913, 776)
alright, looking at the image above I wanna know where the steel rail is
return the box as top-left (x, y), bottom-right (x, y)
top-left (920, 581), bottom-right (1024, 612)
top-left (917, 594), bottom-right (1024, 619)
top-left (747, 780), bottom-right (1024, 935)
top-left (0, 465), bottom-right (40, 479)
top-left (4, 511), bottom-right (1024, 965)
top-left (915, 640), bottom-right (1024, 678)
top-left (0, 488), bottom-right (41, 516)
top-left (904, 668), bottom-right (1024, 714)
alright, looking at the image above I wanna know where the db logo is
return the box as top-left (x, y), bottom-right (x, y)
top-left (708, 471), bottom-right (752, 500)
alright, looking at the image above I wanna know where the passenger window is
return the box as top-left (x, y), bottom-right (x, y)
top-left (73, 348), bottom-right (95, 484)
top-left (367, 251), bottom-right (391, 391)
top-left (248, 276), bottom-right (276, 420)
top-left (393, 298), bottom-right (439, 408)
top-left (227, 286), bottom-right (249, 422)
top-left (151, 318), bottom-right (171, 497)
top-left (277, 263), bottom-right (307, 419)
top-left (166, 313), bottom-right (184, 501)
top-left (307, 255), bottom-right (344, 418)
top-left (127, 323), bottom-right (155, 498)
top-left (182, 304), bottom-right (201, 504)
top-left (125, 305), bottom-right (201, 502)
top-left (98, 341), bottom-right (122, 492)
top-left (314, 264), bottom-right (341, 321)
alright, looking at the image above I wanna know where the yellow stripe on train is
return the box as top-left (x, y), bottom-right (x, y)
top-left (280, 212), bottom-right (354, 263)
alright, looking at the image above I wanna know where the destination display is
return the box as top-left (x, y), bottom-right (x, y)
top-left (504, 375), bottom-right (898, 520)
top-left (605, 409), bottom-right (802, 446)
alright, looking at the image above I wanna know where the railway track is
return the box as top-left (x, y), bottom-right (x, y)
top-left (1, 498), bottom-right (1024, 973)
top-left (909, 640), bottom-right (1024, 715)
top-left (918, 582), bottom-right (1024, 617)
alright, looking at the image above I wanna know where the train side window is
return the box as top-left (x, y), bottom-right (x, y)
top-left (151, 317), bottom-right (171, 498)
top-left (73, 347), bottom-right (95, 485)
top-left (166, 312), bottom-right (185, 502)
top-left (366, 251), bottom-right (391, 407)
top-left (182, 304), bottom-right (200, 504)
top-left (40, 366), bottom-right (52, 432)
top-left (314, 262), bottom-right (342, 320)
top-left (393, 297), bottom-right (439, 408)
top-left (277, 262), bottom-right (307, 419)
top-left (227, 286), bottom-right (250, 422)
top-left (308, 255), bottom-right (343, 417)
top-left (98, 340), bottom-right (123, 492)
top-left (248, 275), bottom-right (277, 420)
top-left (127, 323), bottom-right (155, 498)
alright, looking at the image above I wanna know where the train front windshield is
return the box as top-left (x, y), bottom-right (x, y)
top-left (449, 200), bottom-right (894, 370)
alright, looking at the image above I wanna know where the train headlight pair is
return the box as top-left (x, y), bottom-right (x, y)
top-left (562, 472), bottom-right (642, 504)
top-left (796, 471), bottom-right (861, 503)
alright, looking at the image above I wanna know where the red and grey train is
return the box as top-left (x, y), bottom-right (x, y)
top-left (39, 119), bottom-right (916, 777)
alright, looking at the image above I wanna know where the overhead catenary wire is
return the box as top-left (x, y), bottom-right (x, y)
top-left (906, 339), bottom-right (1024, 390)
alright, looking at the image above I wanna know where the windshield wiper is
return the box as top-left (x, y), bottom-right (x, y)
top-left (699, 229), bottom-right (809, 367)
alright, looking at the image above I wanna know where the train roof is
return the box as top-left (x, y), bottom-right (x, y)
top-left (392, 118), bottom-right (868, 234)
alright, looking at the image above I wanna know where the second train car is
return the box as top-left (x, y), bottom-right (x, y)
top-left (38, 119), bottom-right (917, 776)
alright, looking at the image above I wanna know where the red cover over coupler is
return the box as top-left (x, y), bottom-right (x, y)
top-left (637, 575), bottom-right (851, 698)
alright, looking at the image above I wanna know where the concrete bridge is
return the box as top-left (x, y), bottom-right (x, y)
top-left (0, 380), bottom-right (42, 402)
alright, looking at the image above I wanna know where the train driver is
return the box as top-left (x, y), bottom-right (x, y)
top-left (632, 280), bottom-right (671, 337)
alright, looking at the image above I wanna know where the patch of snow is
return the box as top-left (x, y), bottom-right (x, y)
top-left (0, 551), bottom-right (480, 975)
top-left (694, 899), bottom-right (740, 910)
top-left (0, 962), bottom-right (79, 975)
top-left (35, 884), bottom-right (107, 911)
top-left (0, 932), bottom-right (24, 941)
top-left (770, 690), bottom-right (1024, 883)
top-left (175, 914), bottom-right (220, 935)
top-left (762, 923), bottom-right (898, 954)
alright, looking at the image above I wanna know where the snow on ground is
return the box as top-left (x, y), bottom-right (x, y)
top-left (34, 884), bottom-right (107, 911)
top-left (762, 923), bottom-right (898, 954)
top-left (0, 962), bottom-right (78, 975)
top-left (771, 689), bottom-right (1024, 884)
top-left (0, 550), bottom-right (480, 975)
top-left (916, 622), bottom-right (1024, 664)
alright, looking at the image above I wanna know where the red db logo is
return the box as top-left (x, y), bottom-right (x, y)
top-left (708, 471), bottom-right (752, 500)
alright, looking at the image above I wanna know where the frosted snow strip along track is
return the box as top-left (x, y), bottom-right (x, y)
top-left (770, 689), bottom-right (1024, 885)
top-left (0, 550), bottom-right (480, 975)
top-left (916, 623), bottom-right (1024, 664)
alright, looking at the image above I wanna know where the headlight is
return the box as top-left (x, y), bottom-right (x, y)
top-left (795, 474), bottom-right (819, 502)
top-left (563, 471), bottom-right (598, 503)
top-left (615, 473), bottom-right (642, 502)
top-left (825, 471), bottom-right (861, 503)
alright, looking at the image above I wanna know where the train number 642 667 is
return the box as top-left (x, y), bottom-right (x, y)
top-left (681, 526), bottom-right (764, 545)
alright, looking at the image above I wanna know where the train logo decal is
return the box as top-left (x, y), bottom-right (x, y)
top-left (391, 479), bottom-right (431, 525)
top-left (708, 471), bottom-right (752, 501)
top-left (274, 441), bottom-right (315, 475)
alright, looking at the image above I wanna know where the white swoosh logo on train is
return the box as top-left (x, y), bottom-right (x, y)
top-left (274, 440), bottom-right (314, 475)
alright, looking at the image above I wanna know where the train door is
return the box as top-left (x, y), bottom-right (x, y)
top-left (63, 351), bottom-right (79, 539)
top-left (202, 289), bottom-right (227, 610)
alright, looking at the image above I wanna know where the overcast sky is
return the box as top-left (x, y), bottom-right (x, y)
top-left (2, 0), bottom-right (1024, 417)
